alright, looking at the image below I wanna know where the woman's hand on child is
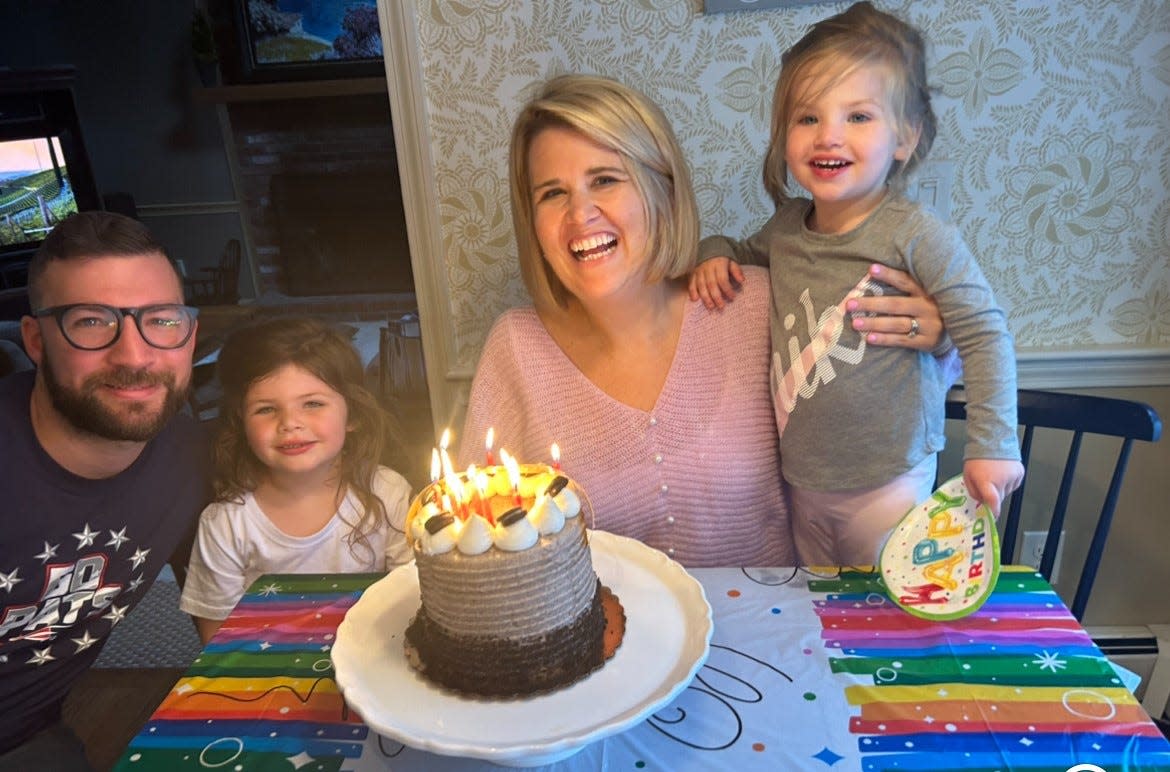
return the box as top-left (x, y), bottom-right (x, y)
top-left (963, 458), bottom-right (1025, 518)
top-left (689, 257), bottom-right (745, 310)
top-left (847, 264), bottom-right (945, 351)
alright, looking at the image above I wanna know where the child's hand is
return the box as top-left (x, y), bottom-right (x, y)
top-left (689, 257), bottom-right (745, 310)
top-left (963, 458), bottom-right (1025, 518)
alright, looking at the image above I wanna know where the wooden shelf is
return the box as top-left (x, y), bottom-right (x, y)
top-left (194, 76), bottom-right (387, 103)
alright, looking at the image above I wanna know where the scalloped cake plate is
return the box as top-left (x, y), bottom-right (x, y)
top-left (331, 529), bottom-right (713, 767)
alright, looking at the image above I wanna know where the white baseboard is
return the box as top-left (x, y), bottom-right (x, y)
top-left (1016, 347), bottom-right (1170, 389)
top-left (1089, 625), bottom-right (1169, 718)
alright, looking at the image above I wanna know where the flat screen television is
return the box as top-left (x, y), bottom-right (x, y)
top-left (0, 82), bottom-right (101, 270)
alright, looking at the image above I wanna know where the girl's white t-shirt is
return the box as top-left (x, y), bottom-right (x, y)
top-left (180, 466), bottom-right (412, 620)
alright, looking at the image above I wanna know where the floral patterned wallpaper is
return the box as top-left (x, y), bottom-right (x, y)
top-left (407, 0), bottom-right (1169, 374)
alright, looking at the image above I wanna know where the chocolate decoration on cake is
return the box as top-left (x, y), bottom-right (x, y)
top-left (424, 513), bottom-right (455, 535)
top-left (545, 475), bottom-right (570, 497)
top-left (498, 507), bottom-right (527, 527)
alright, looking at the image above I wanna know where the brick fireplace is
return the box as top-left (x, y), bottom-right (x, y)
top-left (204, 88), bottom-right (432, 484)
top-left (224, 92), bottom-right (414, 303)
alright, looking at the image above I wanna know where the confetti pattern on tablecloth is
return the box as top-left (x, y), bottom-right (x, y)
top-left (113, 574), bottom-right (388, 771)
top-left (810, 568), bottom-right (1170, 771)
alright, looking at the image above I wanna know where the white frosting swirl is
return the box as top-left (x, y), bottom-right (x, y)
top-left (411, 501), bottom-right (443, 543)
top-left (553, 486), bottom-right (581, 518)
top-left (493, 515), bottom-right (539, 551)
top-left (456, 515), bottom-right (494, 555)
top-left (418, 515), bottom-right (459, 556)
top-left (527, 494), bottom-right (566, 536)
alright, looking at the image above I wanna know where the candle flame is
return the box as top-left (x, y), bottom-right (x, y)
top-left (440, 447), bottom-right (455, 478)
top-left (474, 469), bottom-right (494, 524)
top-left (485, 427), bottom-right (494, 451)
top-left (430, 448), bottom-right (441, 482)
top-left (444, 472), bottom-right (467, 518)
top-left (500, 448), bottom-right (520, 488)
top-left (439, 427), bottom-right (451, 450)
top-left (551, 442), bottom-right (561, 467)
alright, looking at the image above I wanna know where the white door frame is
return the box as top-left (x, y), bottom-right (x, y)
top-left (376, 0), bottom-right (467, 433)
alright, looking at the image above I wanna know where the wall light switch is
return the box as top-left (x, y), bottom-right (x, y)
top-left (908, 160), bottom-right (954, 222)
top-left (1021, 530), bottom-right (1066, 584)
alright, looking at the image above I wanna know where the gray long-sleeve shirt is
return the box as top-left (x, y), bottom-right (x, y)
top-left (700, 192), bottom-right (1019, 491)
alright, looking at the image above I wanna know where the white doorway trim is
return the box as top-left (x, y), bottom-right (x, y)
top-left (377, 0), bottom-right (464, 433)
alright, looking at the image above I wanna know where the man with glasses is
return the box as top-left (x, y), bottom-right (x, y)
top-left (0, 211), bottom-right (210, 770)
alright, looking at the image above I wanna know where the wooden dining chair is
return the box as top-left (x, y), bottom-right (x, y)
top-left (184, 238), bottom-right (241, 306)
top-left (942, 387), bottom-right (1162, 620)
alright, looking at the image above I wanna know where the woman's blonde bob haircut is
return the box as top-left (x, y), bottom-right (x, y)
top-left (508, 74), bottom-right (699, 311)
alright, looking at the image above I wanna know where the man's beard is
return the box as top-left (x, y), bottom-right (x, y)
top-left (41, 356), bottom-right (189, 442)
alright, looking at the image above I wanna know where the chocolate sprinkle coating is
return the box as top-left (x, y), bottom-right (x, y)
top-left (424, 513), bottom-right (455, 535)
top-left (498, 507), bottom-right (527, 527)
top-left (545, 475), bottom-right (569, 497)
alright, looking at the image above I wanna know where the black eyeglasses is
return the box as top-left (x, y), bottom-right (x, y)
top-left (33, 303), bottom-right (199, 351)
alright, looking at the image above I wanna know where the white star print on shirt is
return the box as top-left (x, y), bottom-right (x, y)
top-left (0, 568), bottom-right (20, 592)
top-left (72, 524), bottom-right (99, 549)
top-left (72, 631), bottom-right (100, 652)
top-left (128, 547), bottom-right (149, 570)
top-left (106, 528), bottom-right (130, 550)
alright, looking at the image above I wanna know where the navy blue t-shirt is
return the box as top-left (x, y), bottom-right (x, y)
top-left (0, 370), bottom-right (210, 752)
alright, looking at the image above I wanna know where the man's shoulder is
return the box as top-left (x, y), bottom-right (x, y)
top-left (0, 368), bottom-right (33, 406)
top-left (0, 371), bottom-right (33, 445)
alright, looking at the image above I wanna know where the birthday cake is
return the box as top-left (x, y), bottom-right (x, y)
top-left (403, 461), bottom-right (624, 697)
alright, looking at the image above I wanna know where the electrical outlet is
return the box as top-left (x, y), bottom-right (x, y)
top-left (1020, 530), bottom-right (1066, 583)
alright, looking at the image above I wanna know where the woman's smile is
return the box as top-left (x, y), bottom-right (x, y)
top-left (570, 233), bottom-right (619, 261)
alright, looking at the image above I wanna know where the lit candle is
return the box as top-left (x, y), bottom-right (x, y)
top-left (438, 428), bottom-right (455, 478)
top-left (445, 472), bottom-right (468, 520)
top-left (551, 442), bottom-right (561, 471)
top-left (429, 448), bottom-right (442, 505)
top-left (485, 427), bottom-right (495, 466)
top-left (475, 470), bottom-right (494, 525)
top-left (501, 448), bottom-right (522, 507)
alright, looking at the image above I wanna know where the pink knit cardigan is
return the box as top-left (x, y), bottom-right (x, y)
top-left (458, 267), bottom-right (793, 567)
